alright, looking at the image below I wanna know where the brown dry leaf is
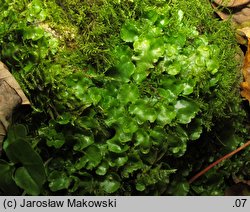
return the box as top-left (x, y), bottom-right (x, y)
top-left (0, 61), bottom-right (30, 153)
top-left (212, 0), bottom-right (250, 43)
top-left (211, 2), bottom-right (250, 101)
top-left (225, 173), bottom-right (250, 195)
top-left (239, 28), bottom-right (250, 101)
top-left (212, 1), bottom-right (250, 25)
top-left (0, 81), bottom-right (21, 152)
top-left (212, 3), bottom-right (230, 20)
top-left (0, 62), bottom-right (30, 105)
top-left (231, 7), bottom-right (250, 27)
top-left (232, 173), bottom-right (250, 185)
top-left (214, 0), bottom-right (250, 7)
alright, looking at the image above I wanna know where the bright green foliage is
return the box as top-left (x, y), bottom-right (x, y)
top-left (0, 0), bottom-right (249, 196)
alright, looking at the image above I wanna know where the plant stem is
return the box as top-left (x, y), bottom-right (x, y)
top-left (189, 140), bottom-right (250, 184)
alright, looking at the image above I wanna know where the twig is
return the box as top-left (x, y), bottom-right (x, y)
top-left (189, 140), bottom-right (250, 184)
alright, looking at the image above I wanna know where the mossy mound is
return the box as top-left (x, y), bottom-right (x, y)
top-left (0, 0), bottom-right (249, 195)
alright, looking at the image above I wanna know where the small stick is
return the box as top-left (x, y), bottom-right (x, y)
top-left (188, 140), bottom-right (250, 184)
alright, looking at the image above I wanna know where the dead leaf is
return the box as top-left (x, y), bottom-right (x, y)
top-left (226, 173), bottom-right (250, 196)
top-left (212, 1), bottom-right (250, 25)
top-left (0, 62), bottom-right (30, 153)
top-left (0, 62), bottom-right (30, 105)
top-left (212, 1), bottom-right (250, 44)
top-left (0, 81), bottom-right (21, 152)
top-left (232, 173), bottom-right (250, 185)
top-left (239, 28), bottom-right (250, 101)
top-left (213, 0), bottom-right (250, 7)
top-left (231, 7), bottom-right (250, 27)
top-left (212, 3), bottom-right (230, 20)
top-left (241, 44), bottom-right (250, 100)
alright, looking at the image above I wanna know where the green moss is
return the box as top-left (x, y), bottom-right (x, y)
top-left (43, 0), bottom-right (143, 70)
top-left (0, 0), bottom-right (249, 195)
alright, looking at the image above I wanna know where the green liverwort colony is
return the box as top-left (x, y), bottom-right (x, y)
top-left (0, 0), bottom-right (249, 195)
